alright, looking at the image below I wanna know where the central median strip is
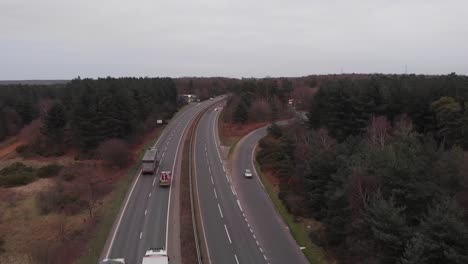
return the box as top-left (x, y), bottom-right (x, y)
top-left (181, 102), bottom-right (218, 264)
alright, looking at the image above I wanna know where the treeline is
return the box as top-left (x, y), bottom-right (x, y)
top-left (0, 84), bottom-right (62, 141)
top-left (1, 77), bottom-right (178, 154)
top-left (309, 74), bottom-right (468, 148)
top-left (174, 77), bottom-right (236, 100)
top-left (224, 78), bottom-right (294, 123)
top-left (258, 74), bottom-right (468, 264)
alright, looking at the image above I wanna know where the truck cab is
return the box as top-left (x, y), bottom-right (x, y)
top-left (159, 171), bottom-right (171, 187)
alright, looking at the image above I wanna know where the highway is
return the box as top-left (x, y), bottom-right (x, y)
top-left (101, 98), bottom-right (221, 264)
top-left (194, 105), bottom-right (267, 264)
top-left (231, 124), bottom-right (309, 264)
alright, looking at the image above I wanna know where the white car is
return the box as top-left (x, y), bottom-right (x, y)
top-left (244, 169), bottom-right (253, 178)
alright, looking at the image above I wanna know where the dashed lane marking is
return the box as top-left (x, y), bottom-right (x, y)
top-left (237, 200), bottom-right (243, 212)
top-left (224, 224), bottom-right (232, 244)
top-left (218, 203), bottom-right (224, 218)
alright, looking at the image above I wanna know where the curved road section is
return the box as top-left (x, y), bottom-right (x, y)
top-left (195, 107), bottom-right (269, 264)
top-left (101, 99), bottom-right (221, 264)
top-left (230, 124), bottom-right (308, 264)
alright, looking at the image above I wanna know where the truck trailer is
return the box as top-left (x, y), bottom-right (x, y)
top-left (142, 147), bottom-right (159, 174)
top-left (142, 248), bottom-right (169, 264)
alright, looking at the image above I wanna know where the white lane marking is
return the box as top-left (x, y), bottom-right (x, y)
top-left (234, 254), bottom-right (239, 264)
top-left (152, 177), bottom-right (156, 186)
top-left (237, 200), bottom-right (243, 212)
top-left (210, 176), bottom-right (214, 185)
top-left (213, 188), bottom-right (218, 199)
top-left (256, 240), bottom-right (259, 246)
top-left (165, 109), bottom-right (196, 249)
top-left (162, 152), bottom-right (165, 158)
top-left (260, 247), bottom-right (263, 253)
top-left (231, 185), bottom-right (237, 196)
top-left (224, 224), bottom-right (232, 244)
top-left (104, 170), bottom-right (142, 257)
top-left (149, 193), bottom-right (151, 197)
top-left (225, 174), bottom-right (230, 183)
top-left (208, 166), bottom-right (211, 174)
top-left (218, 203), bottom-right (223, 218)
top-left (253, 234), bottom-right (256, 240)
top-left (145, 209), bottom-right (147, 215)
top-left (263, 255), bottom-right (267, 260)
top-left (140, 232), bottom-right (143, 239)
top-left (250, 228), bottom-right (253, 233)
top-left (223, 165), bottom-right (226, 172)
top-left (105, 110), bottom-right (186, 257)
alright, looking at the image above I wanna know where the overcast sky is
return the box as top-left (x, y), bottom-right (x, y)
top-left (1, 0), bottom-right (468, 79)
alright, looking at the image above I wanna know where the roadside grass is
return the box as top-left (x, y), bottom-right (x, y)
top-left (78, 126), bottom-right (165, 264)
top-left (180, 124), bottom-right (198, 263)
top-left (254, 160), bottom-right (327, 264)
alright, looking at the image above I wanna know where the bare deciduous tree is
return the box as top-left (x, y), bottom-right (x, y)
top-left (248, 99), bottom-right (271, 122)
top-left (367, 115), bottom-right (391, 149)
top-left (98, 138), bottom-right (131, 168)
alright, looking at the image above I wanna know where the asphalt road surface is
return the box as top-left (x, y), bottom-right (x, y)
top-left (194, 106), bottom-right (268, 264)
top-left (231, 124), bottom-right (309, 264)
top-left (101, 98), bottom-right (222, 264)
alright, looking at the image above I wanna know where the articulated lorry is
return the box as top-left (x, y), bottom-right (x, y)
top-left (142, 147), bottom-right (159, 174)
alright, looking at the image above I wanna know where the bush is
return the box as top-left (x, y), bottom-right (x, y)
top-left (0, 236), bottom-right (5, 254)
top-left (0, 162), bottom-right (36, 187)
top-left (61, 173), bottom-right (75, 182)
top-left (98, 139), bottom-right (131, 168)
top-left (37, 164), bottom-right (63, 178)
top-left (36, 187), bottom-right (84, 215)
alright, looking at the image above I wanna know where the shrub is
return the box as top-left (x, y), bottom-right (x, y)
top-left (61, 173), bottom-right (75, 182)
top-left (98, 139), bottom-right (131, 168)
top-left (36, 186), bottom-right (86, 215)
top-left (36, 164), bottom-right (63, 178)
top-left (0, 236), bottom-right (5, 254)
top-left (0, 162), bottom-right (36, 187)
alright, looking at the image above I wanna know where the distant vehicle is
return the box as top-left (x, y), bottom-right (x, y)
top-left (100, 258), bottom-right (125, 264)
top-left (244, 169), bottom-right (253, 178)
top-left (214, 108), bottom-right (218, 111)
top-left (210, 97), bottom-right (213, 100)
top-left (142, 248), bottom-right (169, 264)
top-left (142, 147), bottom-right (159, 174)
top-left (159, 171), bottom-right (171, 187)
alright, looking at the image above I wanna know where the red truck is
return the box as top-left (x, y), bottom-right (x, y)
top-left (159, 171), bottom-right (171, 187)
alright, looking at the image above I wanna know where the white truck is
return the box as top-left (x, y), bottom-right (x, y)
top-left (142, 248), bottom-right (169, 264)
top-left (142, 147), bottom-right (159, 174)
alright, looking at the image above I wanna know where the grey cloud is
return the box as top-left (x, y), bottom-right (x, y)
top-left (1, 0), bottom-right (467, 79)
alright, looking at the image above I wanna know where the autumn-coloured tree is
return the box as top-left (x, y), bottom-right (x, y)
top-left (248, 99), bottom-right (271, 122)
top-left (98, 138), bottom-right (131, 168)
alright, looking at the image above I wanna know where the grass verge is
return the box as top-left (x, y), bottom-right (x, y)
top-left (180, 121), bottom-right (198, 263)
top-left (78, 126), bottom-right (165, 264)
top-left (254, 160), bottom-right (327, 264)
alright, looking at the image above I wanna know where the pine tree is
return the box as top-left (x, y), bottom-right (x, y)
top-left (41, 103), bottom-right (67, 144)
top-left (418, 199), bottom-right (468, 264)
top-left (233, 101), bottom-right (248, 124)
top-left (365, 193), bottom-right (408, 264)
top-left (398, 234), bottom-right (428, 264)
